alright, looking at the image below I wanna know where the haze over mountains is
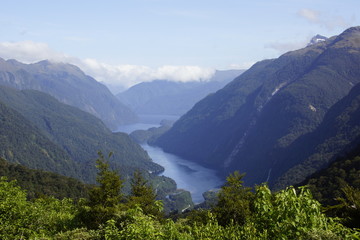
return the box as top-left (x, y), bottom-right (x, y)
top-left (0, 25), bottom-right (360, 214)
top-left (156, 26), bottom-right (360, 187)
top-left (117, 70), bottom-right (244, 116)
top-left (0, 58), bottom-right (137, 130)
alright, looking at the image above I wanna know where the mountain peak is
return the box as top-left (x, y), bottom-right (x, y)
top-left (307, 34), bottom-right (328, 46)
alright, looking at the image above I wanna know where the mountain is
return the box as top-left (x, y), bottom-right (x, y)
top-left (155, 26), bottom-right (360, 186)
top-left (116, 70), bottom-right (244, 116)
top-left (0, 99), bottom-right (78, 178)
top-left (0, 58), bottom-right (137, 130)
top-left (274, 81), bottom-right (360, 188)
top-left (0, 85), bottom-right (162, 183)
top-left (307, 34), bottom-right (328, 46)
top-left (299, 143), bottom-right (360, 206)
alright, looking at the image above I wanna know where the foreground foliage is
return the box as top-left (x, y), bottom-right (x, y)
top-left (1, 167), bottom-right (359, 239)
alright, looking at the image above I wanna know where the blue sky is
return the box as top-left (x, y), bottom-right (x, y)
top-left (0, 0), bottom-right (359, 90)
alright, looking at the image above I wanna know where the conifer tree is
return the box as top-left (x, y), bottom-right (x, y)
top-left (213, 171), bottom-right (254, 226)
top-left (128, 170), bottom-right (163, 219)
top-left (81, 151), bottom-right (124, 228)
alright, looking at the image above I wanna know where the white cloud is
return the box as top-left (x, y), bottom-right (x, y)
top-left (0, 41), bottom-right (70, 63)
top-left (297, 8), bottom-right (353, 30)
top-left (0, 40), bottom-right (216, 89)
top-left (298, 9), bottom-right (320, 23)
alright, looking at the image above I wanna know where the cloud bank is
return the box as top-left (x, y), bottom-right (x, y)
top-left (297, 8), bottom-right (354, 30)
top-left (0, 41), bottom-right (215, 89)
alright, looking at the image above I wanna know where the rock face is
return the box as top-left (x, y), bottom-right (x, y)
top-left (156, 26), bottom-right (360, 187)
top-left (307, 34), bottom-right (328, 46)
top-left (0, 59), bottom-right (137, 130)
top-left (116, 70), bottom-right (244, 116)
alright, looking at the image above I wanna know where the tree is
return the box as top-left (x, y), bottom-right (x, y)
top-left (213, 171), bottom-right (254, 226)
top-left (127, 170), bottom-right (163, 219)
top-left (80, 151), bottom-right (124, 228)
top-left (332, 185), bottom-right (360, 228)
top-left (0, 177), bottom-right (33, 238)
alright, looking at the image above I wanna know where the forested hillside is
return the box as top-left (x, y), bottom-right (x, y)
top-left (0, 100), bottom-right (77, 178)
top-left (156, 26), bottom-right (360, 187)
top-left (0, 158), bottom-right (89, 199)
top-left (302, 143), bottom-right (360, 205)
top-left (274, 81), bottom-right (360, 188)
top-left (0, 85), bottom-right (162, 183)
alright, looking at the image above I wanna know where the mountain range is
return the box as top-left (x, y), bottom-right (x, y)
top-left (116, 70), bottom-right (244, 116)
top-left (0, 58), bottom-right (137, 130)
top-left (0, 85), bottom-right (162, 183)
top-left (155, 26), bottom-right (360, 187)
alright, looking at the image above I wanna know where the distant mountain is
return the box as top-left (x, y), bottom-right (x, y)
top-left (0, 58), bottom-right (137, 130)
top-left (307, 34), bottom-right (328, 46)
top-left (116, 70), bottom-right (244, 116)
top-left (155, 26), bottom-right (360, 187)
top-left (0, 86), bottom-right (162, 183)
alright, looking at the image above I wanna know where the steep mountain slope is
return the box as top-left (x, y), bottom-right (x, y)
top-left (156, 27), bottom-right (360, 186)
top-left (0, 158), bottom-right (89, 199)
top-left (0, 59), bottom-right (137, 129)
top-left (300, 143), bottom-right (360, 206)
top-left (0, 86), bottom-right (162, 183)
top-left (0, 100), bottom-right (77, 178)
top-left (117, 70), bottom-right (244, 115)
top-left (274, 82), bottom-right (360, 188)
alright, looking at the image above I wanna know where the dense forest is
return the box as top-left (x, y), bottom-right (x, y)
top-left (155, 27), bottom-right (360, 188)
top-left (0, 152), bottom-right (359, 239)
top-left (0, 157), bottom-right (89, 200)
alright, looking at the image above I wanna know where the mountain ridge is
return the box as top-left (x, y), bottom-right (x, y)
top-left (116, 69), bottom-right (244, 116)
top-left (0, 85), bottom-right (162, 183)
top-left (0, 58), bottom-right (137, 130)
top-left (155, 26), bottom-right (360, 186)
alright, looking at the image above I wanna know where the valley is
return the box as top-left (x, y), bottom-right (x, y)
top-left (116, 114), bottom-right (223, 203)
top-left (0, 6), bottom-right (360, 235)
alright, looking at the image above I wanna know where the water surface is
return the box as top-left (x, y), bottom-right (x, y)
top-left (116, 114), bottom-right (223, 203)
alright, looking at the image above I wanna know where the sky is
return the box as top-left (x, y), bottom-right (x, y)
top-left (0, 0), bottom-right (359, 91)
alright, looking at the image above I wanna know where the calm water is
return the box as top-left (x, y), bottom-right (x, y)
top-left (116, 114), bottom-right (179, 134)
top-left (141, 143), bottom-right (222, 203)
top-left (116, 114), bottom-right (223, 203)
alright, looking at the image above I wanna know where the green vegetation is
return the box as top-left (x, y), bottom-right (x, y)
top-left (0, 85), bottom-right (187, 212)
top-left (274, 81), bottom-right (360, 189)
top-left (300, 144), bottom-right (360, 228)
top-left (0, 157), bottom-right (88, 199)
top-left (0, 159), bottom-right (359, 239)
top-left (0, 100), bottom-right (77, 178)
top-left (302, 150), bottom-right (360, 206)
top-left (0, 85), bottom-right (163, 183)
top-left (156, 26), bottom-right (360, 188)
top-left (213, 171), bottom-right (254, 226)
